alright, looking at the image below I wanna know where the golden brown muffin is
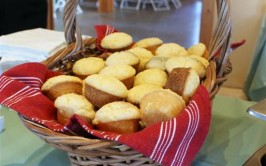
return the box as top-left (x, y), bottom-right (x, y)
top-left (92, 101), bottom-right (141, 134)
top-left (133, 37), bottom-right (163, 54)
top-left (165, 68), bottom-right (200, 102)
top-left (100, 32), bottom-right (133, 51)
top-left (72, 57), bottom-right (105, 79)
top-left (126, 84), bottom-right (162, 105)
top-left (155, 43), bottom-right (188, 58)
top-left (105, 51), bottom-right (140, 70)
top-left (41, 75), bottom-right (83, 101)
top-left (189, 55), bottom-right (210, 68)
top-left (134, 68), bottom-right (168, 87)
top-left (84, 74), bottom-right (128, 108)
top-left (165, 56), bottom-right (206, 78)
top-left (99, 64), bottom-right (136, 89)
top-left (126, 47), bottom-right (154, 72)
top-left (187, 43), bottom-right (208, 58)
top-left (145, 56), bottom-right (169, 71)
top-left (140, 89), bottom-right (185, 127)
top-left (54, 93), bottom-right (95, 125)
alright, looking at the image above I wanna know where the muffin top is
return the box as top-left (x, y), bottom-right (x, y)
top-left (145, 56), bottom-right (169, 71)
top-left (140, 89), bottom-right (185, 127)
top-left (165, 56), bottom-right (206, 78)
top-left (133, 37), bottom-right (163, 48)
top-left (85, 74), bottom-right (128, 98)
top-left (41, 75), bottom-right (82, 91)
top-left (134, 68), bottom-right (168, 87)
top-left (72, 57), bottom-right (105, 76)
top-left (155, 43), bottom-right (188, 58)
top-left (100, 32), bottom-right (133, 50)
top-left (54, 93), bottom-right (95, 120)
top-left (127, 84), bottom-right (162, 105)
top-left (187, 43), bottom-right (206, 57)
top-left (126, 47), bottom-right (154, 71)
top-left (99, 64), bottom-right (136, 80)
top-left (92, 101), bottom-right (140, 124)
top-left (105, 51), bottom-right (139, 66)
top-left (189, 55), bottom-right (209, 68)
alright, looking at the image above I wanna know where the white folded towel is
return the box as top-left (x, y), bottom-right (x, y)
top-left (0, 28), bottom-right (66, 54)
top-left (0, 28), bottom-right (66, 72)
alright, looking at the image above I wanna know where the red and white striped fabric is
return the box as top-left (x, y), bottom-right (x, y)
top-left (94, 25), bottom-right (118, 50)
top-left (0, 62), bottom-right (211, 166)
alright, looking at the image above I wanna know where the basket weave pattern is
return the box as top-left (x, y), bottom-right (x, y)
top-left (19, 0), bottom-right (232, 165)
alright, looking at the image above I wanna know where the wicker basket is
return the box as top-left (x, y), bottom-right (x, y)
top-left (19, 0), bottom-right (232, 165)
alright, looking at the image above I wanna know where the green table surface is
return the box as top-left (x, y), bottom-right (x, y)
top-left (0, 95), bottom-right (265, 166)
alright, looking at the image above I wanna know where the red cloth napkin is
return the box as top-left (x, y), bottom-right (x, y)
top-left (0, 62), bottom-right (211, 166)
top-left (94, 25), bottom-right (118, 50)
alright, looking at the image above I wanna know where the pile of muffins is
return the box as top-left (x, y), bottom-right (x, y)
top-left (41, 32), bottom-right (209, 134)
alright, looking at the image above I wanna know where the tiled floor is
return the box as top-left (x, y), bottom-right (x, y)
top-left (53, 0), bottom-right (248, 101)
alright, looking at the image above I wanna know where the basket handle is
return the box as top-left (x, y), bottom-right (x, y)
top-left (203, 0), bottom-right (232, 97)
top-left (63, 0), bottom-right (83, 57)
top-left (63, 0), bottom-right (231, 73)
top-left (209, 0), bottom-right (232, 77)
top-left (62, 0), bottom-right (232, 94)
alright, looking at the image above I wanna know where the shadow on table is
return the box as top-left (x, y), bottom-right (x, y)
top-left (193, 111), bottom-right (255, 165)
top-left (3, 145), bottom-right (70, 166)
top-left (38, 148), bottom-right (70, 166)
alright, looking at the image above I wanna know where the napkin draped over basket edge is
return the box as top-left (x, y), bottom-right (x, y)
top-left (0, 62), bottom-right (211, 166)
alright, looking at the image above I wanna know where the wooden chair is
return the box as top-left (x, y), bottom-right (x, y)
top-left (170, 0), bottom-right (182, 9)
top-left (120, 0), bottom-right (142, 10)
top-left (143, 0), bottom-right (170, 11)
top-left (120, 0), bottom-right (171, 11)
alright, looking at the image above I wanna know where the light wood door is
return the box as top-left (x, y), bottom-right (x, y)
top-left (200, 0), bottom-right (215, 48)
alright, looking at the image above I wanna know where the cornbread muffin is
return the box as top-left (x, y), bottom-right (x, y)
top-left (54, 93), bottom-right (95, 125)
top-left (155, 43), bottom-right (188, 58)
top-left (133, 37), bottom-right (163, 54)
top-left (165, 68), bottom-right (200, 102)
top-left (41, 75), bottom-right (83, 101)
top-left (134, 68), bottom-right (168, 87)
top-left (189, 55), bottom-right (210, 68)
top-left (84, 74), bottom-right (128, 108)
top-left (140, 89), bottom-right (185, 127)
top-left (105, 51), bottom-right (140, 70)
top-left (100, 32), bottom-right (133, 51)
top-left (165, 56), bottom-right (206, 78)
top-left (145, 56), bottom-right (169, 71)
top-left (92, 101), bottom-right (141, 134)
top-left (127, 84), bottom-right (162, 105)
top-left (99, 64), bottom-right (136, 89)
top-left (126, 47), bottom-right (154, 72)
top-left (72, 57), bottom-right (105, 79)
top-left (187, 43), bottom-right (207, 57)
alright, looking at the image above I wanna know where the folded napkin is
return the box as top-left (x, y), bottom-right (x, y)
top-left (0, 28), bottom-right (66, 72)
top-left (0, 63), bottom-right (211, 166)
top-left (0, 28), bottom-right (66, 55)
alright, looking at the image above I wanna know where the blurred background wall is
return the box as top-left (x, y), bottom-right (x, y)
top-left (224, 0), bottom-right (266, 88)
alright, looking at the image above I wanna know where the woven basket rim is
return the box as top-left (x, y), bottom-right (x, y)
top-left (17, 0), bottom-right (233, 165)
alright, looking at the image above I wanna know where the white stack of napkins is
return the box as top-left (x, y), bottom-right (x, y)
top-left (0, 28), bottom-right (66, 73)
